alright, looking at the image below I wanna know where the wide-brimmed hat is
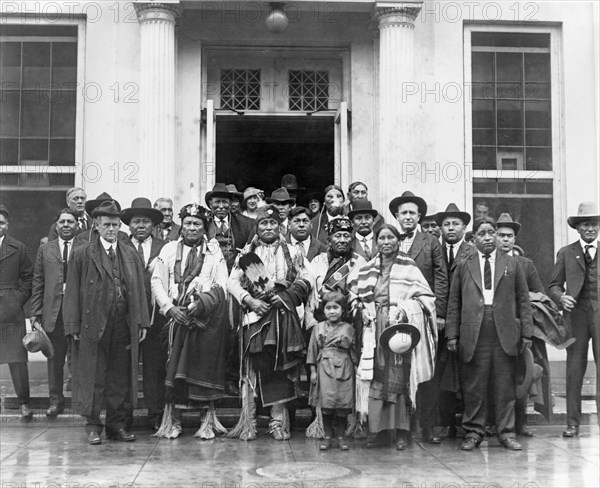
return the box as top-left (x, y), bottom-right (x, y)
top-left (348, 199), bottom-right (379, 220)
top-left (388, 191), bottom-right (428, 221)
top-left (243, 187), bottom-right (263, 203)
top-left (281, 174), bottom-right (305, 191)
top-left (205, 183), bottom-right (234, 206)
top-left (0, 204), bottom-right (9, 219)
top-left (266, 187), bottom-right (296, 205)
top-left (567, 201), bottom-right (600, 229)
top-left (496, 212), bottom-right (522, 236)
top-left (91, 200), bottom-right (122, 218)
top-left (516, 347), bottom-right (543, 400)
top-left (85, 192), bottom-right (119, 215)
top-left (226, 184), bottom-right (244, 203)
top-left (435, 203), bottom-right (472, 227)
top-left (380, 323), bottom-right (421, 355)
top-left (121, 197), bottom-right (163, 226)
top-left (22, 327), bottom-right (54, 359)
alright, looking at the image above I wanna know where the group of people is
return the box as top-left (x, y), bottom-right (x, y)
top-left (0, 175), bottom-right (598, 453)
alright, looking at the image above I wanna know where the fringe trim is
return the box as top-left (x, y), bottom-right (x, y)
top-left (152, 403), bottom-right (183, 439)
top-left (305, 406), bottom-right (326, 439)
top-left (194, 402), bottom-right (228, 440)
top-left (356, 376), bottom-right (371, 419)
top-left (345, 411), bottom-right (367, 439)
top-left (226, 378), bottom-right (257, 441)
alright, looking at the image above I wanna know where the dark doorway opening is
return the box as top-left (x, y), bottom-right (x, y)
top-left (216, 116), bottom-right (334, 196)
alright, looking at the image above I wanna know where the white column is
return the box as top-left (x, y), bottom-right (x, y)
top-left (374, 2), bottom-right (422, 219)
top-left (135, 2), bottom-right (180, 201)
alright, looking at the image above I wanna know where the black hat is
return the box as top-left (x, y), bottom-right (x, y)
top-left (515, 347), bottom-right (541, 400)
top-left (388, 191), bottom-right (428, 221)
top-left (22, 327), bottom-right (54, 359)
top-left (91, 200), bottom-right (122, 218)
top-left (496, 213), bottom-right (522, 236)
top-left (122, 197), bottom-right (164, 226)
top-left (85, 192), bottom-right (119, 216)
top-left (0, 204), bottom-right (9, 219)
top-left (327, 217), bottom-right (353, 235)
top-left (434, 203), bottom-right (472, 227)
top-left (348, 199), bottom-right (379, 220)
top-left (281, 174), bottom-right (305, 191)
top-left (266, 187), bottom-right (296, 205)
top-left (205, 183), bottom-right (234, 206)
top-left (226, 184), bottom-right (244, 203)
top-left (380, 323), bottom-right (421, 355)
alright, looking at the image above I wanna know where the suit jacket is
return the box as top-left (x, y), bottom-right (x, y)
top-left (351, 234), bottom-right (377, 261)
top-left (442, 240), bottom-right (476, 284)
top-left (0, 235), bottom-right (33, 364)
top-left (286, 235), bottom-right (328, 262)
top-left (30, 238), bottom-right (82, 333)
top-left (126, 236), bottom-right (167, 314)
top-left (47, 213), bottom-right (93, 240)
top-left (74, 227), bottom-right (131, 245)
top-left (515, 255), bottom-right (544, 294)
top-left (446, 251), bottom-right (534, 363)
top-left (206, 214), bottom-right (254, 252)
top-left (549, 240), bottom-right (600, 310)
top-left (152, 223), bottom-right (181, 242)
top-left (409, 231), bottom-right (449, 318)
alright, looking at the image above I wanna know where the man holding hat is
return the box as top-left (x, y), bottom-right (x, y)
top-left (152, 197), bottom-right (181, 242)
top-left (0, 204), bottom-right (34, 420)
top-left (349, 200), bottom-right (379, 261)
top-left (227, 204), bottom-right (312, 441)
top-left (63, 200), bottom-right (150, 445)
top-left (389, 191), bottom-right (448, 443)
top-left (47, 187), bottom-right (92, 240)
top-left (549, 202), bottom-right (600, 437)
top-left (31, 208), bottom-right (82, 419)
top-left (122, 197), bottom-right (167, 430)
top-left (266, 187), bottom-right (296, 237)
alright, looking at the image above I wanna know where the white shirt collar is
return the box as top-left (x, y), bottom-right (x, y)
top-left (0, 236), bottom-right (4, 247)
top-left (477, 249), bottom-right (497, 260)
top-left (99, 236), bottom-right (117, 251)
top-left (358, 232), bottom-right (374, 242)
top-left (446, 237), bottom-right (464, 250)
top-left (291, 235), bottom-right (310, 247)
top-left (214, 215), bottom-right (229, 225)
top-left (580, 239), bottom-right (598, 250)
top-left (58, 237), bottom-right (73, 247)
top-left (132, 236), bottom-right (151, 246)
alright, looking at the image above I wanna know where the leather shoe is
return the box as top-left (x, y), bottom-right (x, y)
top-left (338, 436), bottom-right (349, 450)
top-left (225, 383), bottom-right (240, 396)
top-left (20, 404), bottom-right (33, 421)
top-left (517, 426), bottom-right (534, 437)
top-left (46, 403), bottom-right (64, 419)
top-left (319, 437), bottom-right (332, 451)
top-left (460, 438), bottom-right (479, 451)
top-left (562, 425), bottom-right (579, 438)
top-left (422, 430), bottom-right (442, 444)
top-left (88, 431), bottom-right (102, 445)
top-left (501, 438), bottom-right (523, 451)
top-left (366, 433), bottom-right (389, 448)
top-left (107, 429), bottom-right (136, 442)
top-left (395, 438), bottom-right (407, 451)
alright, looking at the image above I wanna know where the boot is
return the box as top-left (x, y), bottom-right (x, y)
top-left (336, 415), bottom-right (349, 450)
top-left (320, 413), bottom-right (334, 450)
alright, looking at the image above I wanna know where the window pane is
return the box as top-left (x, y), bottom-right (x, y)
top-left (50, 91), bottom-right (76, 136)
top-left (50, 139), bottom-right (75, 165)
top-left (473, 128), bottom-right (495, 146)
top-left (525, 82), bottom-right (550, 100)
top-left (472, 82), bottom-right (495, 99)
top-left (473, 100), bottom-right (495, 128)
top-left (52, 43), bottom-right (77, 86)
top-left (525, 53), bottom-right (550, 82)
top-left (525, 101), bottom-right (551, 128)
top-left (526, 129), bottom-right (551, 147)
top-left (20, 138), bottom-right (48, 164)
top-left (472, 147), bottom-right (496, 170)
top-left (496, 53), bottom-right (522, 82)
top-left (497, 82), bottom-right (522, 99)
top-left (0, 138), bottom-right (18, 165)
top-left (0, 42), bottom-right (22, 85)
top-left (497, 100), bottom-right (522, 128)
top-left (498, 148), bottom-right (523, 169)
top-left (21, 90), bottom-right (50, 137)
top-left (22, 42), bottom-right (50, 88)
top-left (525, 148), bottom-right (552, 171)
top-left (472, 52), bottom-right (494, 82)
top-left (498, 129), bottom-right (523, 146)
top-left (526, 180), bottom-right (553, 194)
top-left (0, 89), bottom-right (20, 137)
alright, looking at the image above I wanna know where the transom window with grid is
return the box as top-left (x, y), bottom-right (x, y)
top-left (288, 70), bottom-right (329, 112)
top-left (471, 32), bottom-right (551, 171)
top-left (220, 69), bottom-right (261, 111)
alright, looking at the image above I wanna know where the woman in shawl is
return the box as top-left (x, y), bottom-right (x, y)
top-left (348, 224), bottom-right (437, 450)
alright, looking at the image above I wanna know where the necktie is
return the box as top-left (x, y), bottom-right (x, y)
top-left (219, 220), bottom-right (228, 233)
top-left (584, 244), bottom-right (593, 265)
top-left (362, 237), bottom-right (371, 258)
top-left (448, 244), bottom-right (454, 268)
top-left (184, 245), bottom-right (198, 276)
top-left (137, 241), bottom-right (145, 266)
top-left (108, 246), bottom-right (115, 263)
top-left (78, 218), bottom-right (85, 231)
top-left (62, 241), bottom-right (69, 278)
top-left (483, 254), bottom-right (492, 290)
top-left (296, 241), bottom-right (306, 267)
top-left (399, 231), bottom-right (414, 241)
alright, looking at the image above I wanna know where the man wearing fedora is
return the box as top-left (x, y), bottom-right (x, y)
top-left (47, 187), bottom-right (92, 240)
top-left (63, 200), bottom-right (150, 445)
top-left (0, 205), bottom-right (34, 420)
top-left (349, 199), bottom-right (379, 261)
top-left (389, 191), bottom-right (448, 444)
top-left (152, 197), bottom-right (181, 242)
top-left (549, 202), bottom-right (600, 437)
top-left (122, 197), bottom-right (168, 430)
top-left (31, 208), bottom-right (82, 419)
top-left (266, 188), bottom-right (296, 238)
top-left (74, 192), bottom-right (130, 244)
top-left (344, 182), bottom-right (385, 234)
top-left (446, 216), bottom-right (534, 451)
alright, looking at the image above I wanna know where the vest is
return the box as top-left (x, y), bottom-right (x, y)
top-left (579, 251), bottom-right (598, 309)
top-left (100, 245), bottom-right (129, 315)
top-left (214, 225), bottom-right (235, 272)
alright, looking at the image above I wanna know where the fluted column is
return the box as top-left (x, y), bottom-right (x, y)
top-left (136, 2), bottom-right (180, 200)
top-left (374, 2), bottom-right (422, 218)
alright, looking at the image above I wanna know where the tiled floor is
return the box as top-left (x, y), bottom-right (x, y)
top-left (1, 423), bottom-right (598, 488)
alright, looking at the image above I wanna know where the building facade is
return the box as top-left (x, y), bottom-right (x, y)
top-left (1, 0), bottom-right (598, 288)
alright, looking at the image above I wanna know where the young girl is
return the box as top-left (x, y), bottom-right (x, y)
top-left (307, 291), bottom-right (358, 451)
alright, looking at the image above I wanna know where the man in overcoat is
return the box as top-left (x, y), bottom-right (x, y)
top-left (549, 202), bottom-right (600, 437)
top-left (63, 200), bottom-right (150, 445)
top-left (446, 217), bottom-right (534, 451)
top-left (0, 205), bottom-right (33, 420)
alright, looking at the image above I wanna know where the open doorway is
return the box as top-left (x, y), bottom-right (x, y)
top-left (215, 116), bottom-right (334, 195)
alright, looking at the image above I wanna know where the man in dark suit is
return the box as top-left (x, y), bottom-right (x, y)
top-left (205, 183), bottom-right (254, 396)
top-left (549, 202), bottom-right (599, 437)
top-left (152, 197), bottom-right (181, 242)
top-left (31, 208), bottom-right (81, 418)
top-left (266, 188), bottom-right (295, 238)
top-left (122, 198), bottom-right (167, 430)
top-left (446, 217), bottom-right (534, 451)
top-left (0, 205), bottom-right (33, 420)
top-left (64, 200), bottom-right (150, 445)
top-left (344, 182), bottom-right (385, 234)
top-left (74, 192), bottom-right (130, 245)
top-left (287, 206), bottom-right (327, 263)
top-left (349, 199), bottom-right (379, 261)
top-left (421, 213), bottom-right (441, 239)
top-left (389, 191), bottom-right (448, 443)
top-left (47, 187), bottom-right (92, 240)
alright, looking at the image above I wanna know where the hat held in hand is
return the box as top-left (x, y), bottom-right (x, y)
top-left (22, 326), bottom-right (54, 359)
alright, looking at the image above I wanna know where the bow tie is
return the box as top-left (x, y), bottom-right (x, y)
top-left (399, 231), bottom-right (414, 241)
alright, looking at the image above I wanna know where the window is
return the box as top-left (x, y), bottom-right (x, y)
top-left (220, 69), bottom-right (261, 111)
top-left (288, 70), bottom-right (329, 112)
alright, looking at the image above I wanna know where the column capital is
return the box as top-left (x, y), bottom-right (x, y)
top-left (134, 1), bottom-right (181, 23)
top-left (373, 1), bottom-right (422, 28)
